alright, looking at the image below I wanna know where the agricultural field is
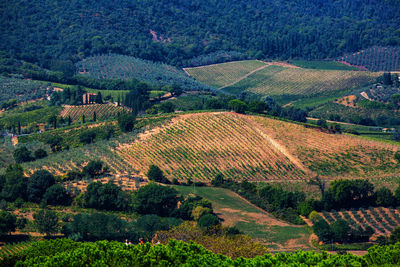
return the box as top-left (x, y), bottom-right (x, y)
top-left (0, 76), bottom-right (47, 104)
top-left (175, 186), bottom-right (312, 251)
top-left (288, 60), bottom-right (361, 71)
top-left (0, 242), bottom-right (31, 260)
top-left (223, 65), bottom-right (380, 96)
top-left (339, 46), bottom-right (400, 71)
top-left (84, 89), bottom-right (129, 101)
top-left (184, 60), bottom-right (267, 88)
top-left (59, 104), bottom-right (129, 121)
top-left (76, 54), bottom-right (210, 90)
top-left (320, 207), bottom-right (400, 237)
top-left (117, 112), bottom-right (400, 182)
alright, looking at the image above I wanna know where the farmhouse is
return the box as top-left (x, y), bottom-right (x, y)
top-left (82, 93), bottom-right (97, 104)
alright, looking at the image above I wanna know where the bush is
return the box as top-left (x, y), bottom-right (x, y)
top-left (79, 130), bottom-right (97, 144)
top-left (147, 165), bottom-right (170, 184)
top-left (43, 184), bottom-right (72, 206)
top-left (34, 209), bottom-right (59, 236)
top-left (118, 113), bottom-right (136, 132)
top-left (159, 102), bottom-right (175, 113)
top-left (228, 100), bottom-right (247, 114)
top-left (34, 148), bottom-right (47, 159)
top-left (27, 170), bottom-right (55, 203)
top-left (308, 211), bottom-right (321, 223)
top-left (82, 160), bottom-right (107, 178)
top-left (0, 211), bottom-right (17, 235)
top-left (82, 182), bottom-right (130, 211)
top-left (375, 187), bottom-right (395, 207)
top-left (197, 214), bottom-right (220, 229)
top-left (13, 146), bottom-right (33, 163)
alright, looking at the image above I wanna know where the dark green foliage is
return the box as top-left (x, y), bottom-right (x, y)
top-left (322, 179), bottom-right (375, 210)
top-left (45, 135), bottom-right (63, 152)
top-left (317, 119), bottom-right (328, 129)
top-left (0, 211), bottom-right (17, 235)
top-left (16, 217), bottom-right (27, 230)
top-left (197, 214), bottom-right (220, 229)
top-left (147, 165), bottom-right (170, 184)
top-left (159, 102), bottom-right (175, 113)
top-left (33, 148), bottom-right (47, 159)
top-left (383, 72), bottom-right (393, 85)
top-left (330, 219), bottom-right (351, 242)
top-left (27, 170), bottom-right (55, 203)
top-left (133, 183), bottom-right (179, 217)
top-left (135, 215), bottom-right (182, 240)
top-left (375, 188), bottom-right (395, 207)
top-left (33, 209), bottom-right (59, 236)
top-left (211, 173), bottom-right (225, 187)
top-left (313, 218), bottom-right (333, 243)
top-left (228, 100), bottom-right (247, 114)
top-left (1, 164), bottom-right (27, 202)
top-left (389, 227), bottom-right (400, 244)
top-left (248, 100), bottom-right (268, 114)
top-left (62, 213), bottom-right (129, 241)
top-left (95, 92), bottom-right (103, 104)
top-left (79, 130), bottom-right (96, 144)
top-left (47, 115), bottom-right (57, 129)
top-left (82, 182), bottom-right (130, 211)
top-left (0, 99), bottom-right (17, 111)
top-left (43, 184), bottom-right (72, 206)
top-left (395, 152), bottom-right (400, 163)
top-left (175, 196), bottom-right (213, 220)
top-left (13, 146), bottom-right (33, 163)
top-left (117, 113), bottom-right (136, 132)
top-left (82, 160), bottom-right (106, 178)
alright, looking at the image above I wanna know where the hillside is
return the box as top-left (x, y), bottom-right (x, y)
top-left (116, 112), bottom-right (399, 182)
top-left (59, 103), bottom-right (129, 121)
top-left (76, 54), bottom-right (211, 90)
top-left (1, 1), bottom-right (399, 67)
top-left (185, 61), bottom-right (380, 96)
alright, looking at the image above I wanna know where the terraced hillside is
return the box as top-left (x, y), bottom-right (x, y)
top-left (320, 207), bottom-right (400, 237)
top-left (117, 112), bottom-right (400, 182)
top-left (185, 61), bottom-right (380, 96)
top-left (60, 104), bottom-right (129, 121)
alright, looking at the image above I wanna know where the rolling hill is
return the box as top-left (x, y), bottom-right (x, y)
top-left (18, 112), bottom-right (400, 181)
top-left (185, 61), bottom-right (380, 96)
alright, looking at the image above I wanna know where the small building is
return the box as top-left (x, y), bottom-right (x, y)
top-left (382, 128), bottom-right (396, 133)
top-left (82, 93), bottom-right (97, 104)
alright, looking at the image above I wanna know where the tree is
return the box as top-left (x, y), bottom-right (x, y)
top-left (389, 227), bottom-right (400, 244)
top-left (83, 182), bottom-right (129, 211)
top-left (159, 102), bottom-right (175, 113)
top-left (118, 113), bottom-right (136, 132)
top-left (34, 148), bottom-right (47, 159)
top-left (383, 72), bottom-right (393, 85)
top-left (79, 130), bottom-right (97, 144)
top-left (43, 184), bottom-right (72, 206)
top-left (248, 100), bottom-right (268, 113)
top-left (81, 114), bottom-right (85, 124)
top-left (0, 211), bottom-right (17, 235)
top-left (34, 209), bottom-right (59, 236)
top-left (211, 173), bottom-right (225, 187)
top-left (133, 183), bottom-right (179, 216)
top-left (330, 219), bottom-right (350, 242)
top-left (27, 170), bottom-right (55, 203)
top-left (170, 84), bottom-right (183, 97)
top-left (313, 218), bottom-right (332, 242)
top-left (13, 146), bottom-right (33, 163)
top-left (1, 164), bottom-right (27, 202)
top-left (197, 214), bottom-right (220, 229)
top-left (67, 116), bottom-right (72, 126)
top-left (47, 115), bottom-right (57, 129)
top-left (147, 165), bottom-right (169, 183)
top-left (375, 188), bottom-right (395, 207)
top-left (228, 100), bottom-right (247, 114)
top-left (46, 135), bottom-right (63, 152)
top-left (82, 160), bottom-right (106, 178)
top-left (317, 119), bottom-right (328, 129)
top-left (95, 92), bottom-right (103, 104)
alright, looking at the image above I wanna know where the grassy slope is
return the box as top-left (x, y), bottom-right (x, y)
top-left (185, 60), bottom-right (379, 97)
top-left (117, 112), bottom-right (400, 181)
top-left (184, 60), bottom-right (266, 88)
top-left (289, 60), bottom-right (361, 71)
top-left (174, 185), bottom-right (312, 251)
top-left (223, 66), bottom-right (380, 96)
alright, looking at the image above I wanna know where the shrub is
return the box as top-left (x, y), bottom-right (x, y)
top-left (198, 214), bottom-right (220, 229)
top-left (43, 184), bottom-right (72, 206)
top-left (0, 211), bottom-right (17, 235)
top-left (13, 146), bottom-right (33, 163)
top-left (308, 211), bottom-right (321, 223)
top-left (34, 148), bottom-right (47, 159)
top-left (82, 160), bottom-right (107, 178)
top-left (27, 170), bottom-right (55, 203)
top-left (147, 165), bottom-right (170, 184)
top-left (228, 100), bottom-right (247, 114)
top-left (118, 113), bottom-right (136, 132)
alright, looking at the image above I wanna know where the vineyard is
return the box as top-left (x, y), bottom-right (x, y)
top-left (76, 54), bottom-right (210, 90)
top-left (339, 46), bottom-right (400, 72)
top-left (59, 104), bottom-right (129, 121)
top-left (0, 242), bottom-right (31, 260)
top-left (223, 65), bottom-right (380, 96)
top-left (320, 207), bottom-right (400, 237)
top-left (116, 112), bottom-right (400, 182)
top-left (0, 76), bottom-right (47, 104)
top-left (183, 60), bottom-right (267, 88)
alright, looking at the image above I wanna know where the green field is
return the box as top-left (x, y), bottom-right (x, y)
top-left (289, 60), bottom-right (360, 71)
top-left (86, 89), bottom-right (129, 100)
top-left (184, 60), bottom-right (267, 88)
top-left (223, 65), bottom-right (379, 96)
top-left (174, 186), bottom-right (312, 251)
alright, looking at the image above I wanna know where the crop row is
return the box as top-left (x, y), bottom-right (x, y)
top-left (117, 113), bottom-right (306, 182)
top-left (320, 207), bottom-right (400, 236)
top-left (0, 242), bottom-right (31, 259)
top-left (0, 76), bottom-right (46, 103)
top-left (339, 46), bottom-right (400, 72)
top-left (59, 104), bottom-right (127, 121)
top-left (76, 54), bottom-right (210, 90)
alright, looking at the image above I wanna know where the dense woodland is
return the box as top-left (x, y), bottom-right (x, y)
top-left (1, 0), bottom-right (399, 69)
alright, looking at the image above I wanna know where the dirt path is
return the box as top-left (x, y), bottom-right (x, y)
top-left (360, 91), bottom-right (372, 101)
top-left (245, 115), bottom-right (310, 174)
top-left (306, 117), bottom-right (359, 126)
top-left (219, 63), bottom-right (269, 89)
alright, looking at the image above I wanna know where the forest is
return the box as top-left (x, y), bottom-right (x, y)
top-left (1, 0), bottom-right (399, 69)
